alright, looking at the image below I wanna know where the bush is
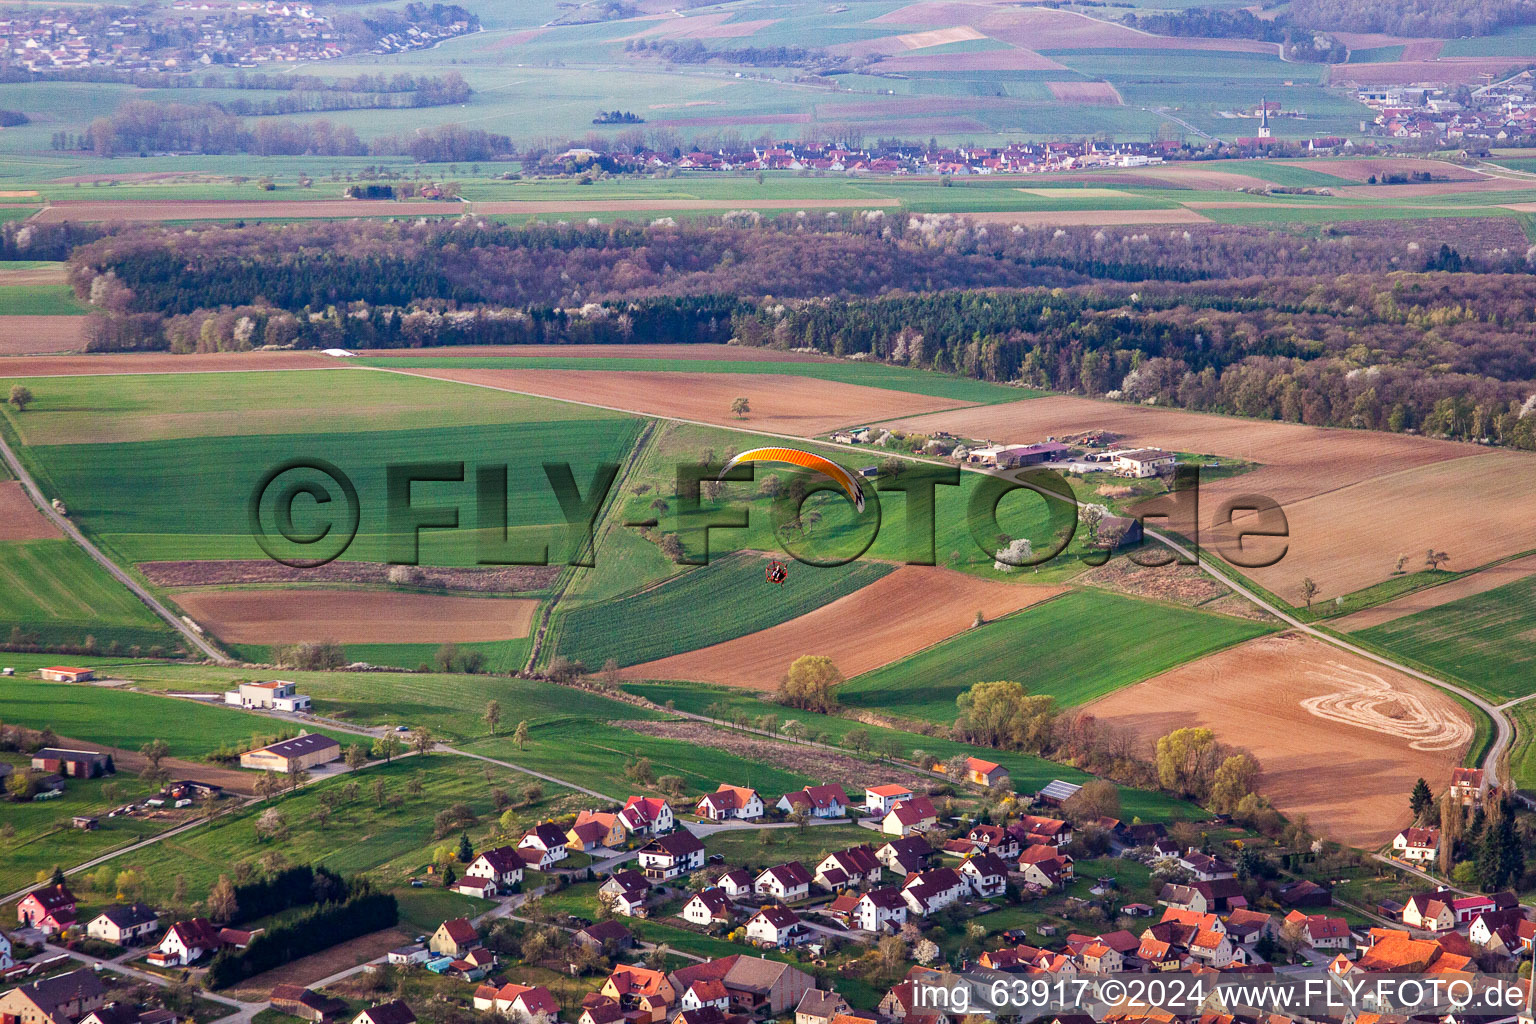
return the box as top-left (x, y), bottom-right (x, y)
top-left (205, 888), bottom-right (397, 988)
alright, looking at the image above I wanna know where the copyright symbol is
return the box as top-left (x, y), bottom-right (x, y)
top-left (1097, 979), bottom-right (1126, 1006)
top-left (248, 459), bottom-right (360, 568)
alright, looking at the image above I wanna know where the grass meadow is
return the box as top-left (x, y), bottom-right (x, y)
top-left (836, 588), bottom-right (1275, 720)
top-left (0, 284), bottom-right (86, 315)
top-left (0, 538), bottom-right (176, 651)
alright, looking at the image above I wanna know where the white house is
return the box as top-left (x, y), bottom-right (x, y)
top-left (598, 871), bottom-right (651, 917)
top-left (745, 906), bottom-right (807, 947)
top-left (638, 832), bottom-right (705, 880)
top-left (853, 889), bottom-right (907, 934)
top-left (150, 919), bottom-right (222, 967)
top-left (755, 862), bottom-right (813, 902)
top-left (223, 680), bottom-right (312, 712)
top-left (86, 903), bottom-right (160, 946)
top-left (1112, 448), bottom-right (1176, 478)
top-left (619, 796), bottom-right (674, 835)
top-left (518, 823), bottom-right (569, 863)
top-left (679, 980), bottom-right (730, 1013)
top-left (864, 785), bottom-right (914, 814)
top-left (1392, 827), bottom-right (1440, 864)
top-left (881, 797), bottom-right (938, 836)
top-left (696, 785), bottom-right (763, 822)
top-left (814, 846), bottom-right (881, 891)
top-left (0, 930), bottom-right (12, 971)
top-left (901, 868), bottom-right (967, 917)
top-left (1177, 851), bottom-right (1235, 881)
top-left (775, 784), bottom-right (848, 819)
top-left (680, 889), bottom-right (735, 928)
top-left (716, 870), bottom-right (753, 899)
top-left (960, 853), bottom-right (1008, 898)
top-left (464, 847), bottom-right (525, 891)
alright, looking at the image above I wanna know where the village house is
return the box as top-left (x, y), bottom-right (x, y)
top-left (1285, 910), bottom-right (1351, 949)
top-left (1402, 891), bottom-right (1457, 932)
top-left (1223, 908), bottom-right (1275, 947)
top-left (959, 852), bottom-right (1008, 898)
top-left (881, 797), bottom-right (938, 836)
top-left (463, 846), bottom-right (525, 892)
top-left (270, 986), bottom-right (348, 1023)
top-left (1450, 767), bottom-right (1484, 806)
top-left (875, 836), bottom-right (934, 876)
top-left (620, 796), bottom-right (675, 835)
top-left (678, 979), bottom-right (730, 1014)
top-left (1111, 448), bottom-right (1177, 478)
top-left (0, 931), bottom-right (11, 971)
top-left (964, 824), bottom-right (1020, 860)
top-left (696, 785), bottom-right (763, 822)
top-left (30, 748), bottom-right (113, 779)
top-left (85, 903), bottom-right (159, 946)
top-left (863, 785), bottom-right (913, 814)
top-left (351, 1002), bottom-right (416, 1024)
top-left (429, 918), bottom-right (479, 959)
top-left (1178, 851), bottom-right (1236, 881)
top-left (639, 831), bottom-right (706, 880)
top-left (1391, 826), bottom-right (1440, 863)
top-left (776, 784), bottom-right (849, 819)
top-left (745, 906), bottom-right (808, 948)
top-left (474, 984), bottom-right (559, 1023)
top-left (599, 870), bottom-right (652, 917)
top-left (223, 680), bottom-right (311, 712)
top-left (814, 846), bottom-right (880, 891)
top-left (667, 955), bottom-right (816, 1017)
top-left (577, 997), bottom-right (625, 1024)
top-left (1076, 940), bottom-right (1124, 974)
top-left (77, 1004), bottom-right (176, 1024)
top-left (1467, 908), bottom-right (1528, 954)
top-left (1018, 845), bottom-right (1072, 890)
top-left (16, 884), bottom-right (76, 934)
top-left (681, 889), bottom-right (736, 928)
top-left (756, 862), bottom-right (813, 902)
top-left (852, 888), bottom-right (907, 933)
top-left (239, 733), bottom-right (340, 773)
top-left (1339, 928), bottom-right (1473, 976)
top-left (715, 870), bottom-right (753, 899)
top-left (0, 970), bottom-right (108, 1024)
top-left (901, 868), bottom-right (967, 916)
top-left (387, 946), bottom-right (431, 966)
top-left (570, 810), bottom-right (626, 850)
top-left (934, 756), bottom-right (1009, 788)
top-left (573, 921), bottom-right (634, 955)
top-left (1010, 814), bottom-right (1073, 848)
top-left (793, 991), bottom-right (849, 1024)
top-left (149, 919), bottom-right (224, 967)
top-left (518, 822), bottom-right (569, 864)
top-left (602, 963), bottom-right (676, 1021)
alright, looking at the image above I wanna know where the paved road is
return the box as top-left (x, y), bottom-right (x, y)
top-left (0, 431), bottom-right (230, 663)
top-left (1146, 528), bottom-right (1514, 791)
top-left (43, 943), bottom-right (262, 1024)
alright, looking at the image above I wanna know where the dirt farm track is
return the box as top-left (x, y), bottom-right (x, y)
top-left (621, 566), bottom-right (1066, 689)
top-left (1087, 632), bottom-right (1473, 847)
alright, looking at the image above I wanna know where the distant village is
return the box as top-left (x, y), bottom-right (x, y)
top-left (1356, 73), bottom-right (1536, 144)
top-left (0, 2), bottom-right (477, 73)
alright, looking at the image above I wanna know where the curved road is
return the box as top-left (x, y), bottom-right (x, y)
top-left (1146, 528), bottom-right (1513, 790)
top-left (0, 431), bottom-right (230, 663)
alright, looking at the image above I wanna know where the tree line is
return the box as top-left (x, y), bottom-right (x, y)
top-left (64, 216), bottom-right (1536, 450)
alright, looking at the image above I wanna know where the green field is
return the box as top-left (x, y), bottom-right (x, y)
top-left (0, 284), bottom-right (86, 315)
top-left (0, 680), bottom-right (346, 759)
top-left (353, 356), bottom-right (1037, 405)
top-left (0, 538), bottom-right (176, 651)
top-left (227, 637), bottom-right (533, 675)
top-left (553, 551), bottom-right (893, 668)
top-left (1356, 575), bottom-right (1536, 701)
top-left (837, 588), bottom-right (1274, 721)
top-left (1511, 699), bottom-right (1536, 793)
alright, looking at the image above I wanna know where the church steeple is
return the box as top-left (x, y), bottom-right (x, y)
top-left (1259, 98), bottom-right (1271, 139)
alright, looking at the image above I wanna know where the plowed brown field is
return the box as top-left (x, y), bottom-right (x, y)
top-left (1334, 553), bottom-right (1536, 632)
top-left (1086, 632), bottom-right (1472, 847)
top-left (884, 395), bottom-right (1511, 599)
top-left (620, 566), bottom-right (1065, 689)
top-left (0, 482), bottom-right (62, 540)
top-left (175, 589), bottom-right (538, 644)
top-left (0, 316), bottom-right (84, 354)
top-left (30, 199), bottom-right (462, 223)
top-left (1283, 158), bottom-right (1483, 182)
top-left (354, 343), bottom-right (829, 362)
top-left (964, 209), bottom-right (1210, 226)
top-left (387, 366), bottom-right (972, 434)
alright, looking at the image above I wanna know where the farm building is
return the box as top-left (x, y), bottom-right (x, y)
top-left (1036, 779), bottom-right (1082, 807)
top-left (239, 733), bottom-right (340, 773)
top-left (224, 680), bottom-right (312, 712)
top-left (270, 986), bottom-right (349, 1023)
top-left (31, 748), bottom-right (113, 779)
top-left (38, 667), bottom-right (94, 683)
top-left (967, 442), bottom-right (1071, 468)
top-left (1110, 449), bottom-right (1176, 478)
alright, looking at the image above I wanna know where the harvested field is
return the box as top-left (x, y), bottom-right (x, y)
top-left (1080, 558), bottom-right (1273, 621)
top-left (1028, 165), bottom-right (1273, 190)
top-left (31, 199), bottom-right (463, 223)
top-left (1046, 81), bottom-right (1123, 104)
top-left (0, 316), bottom-right (85, 354)
top-left (0, 265), bottom-right (66, 285)
top-left (1086, 632), bottom-right (1472, 846)
top-left (1330, 59), bottom-right (1528, 84)
top-left (1402, 39), bottom-right (1445, 59)
top-left (1278, 157), bottom-right (1484, 182)
top-left (142, 560), bottom-right (560, 593)
top-left (57, 731), bottom-right (258, 795)
top-left (873, 48), bottom-right (1067, 71)
top-left (473, 197), bottom-right (893, 213)
top-left (228, 928), bottom-right (411, 998)
top-left (175, 589), bottom-right (539, 644)
top-left (1336, 179), bottom-right (1520, 198)
top-left (625, 13), bottom-right (780, 39)
top-left (1333, 31), bottom-right (1438, 49)
top-left (962, 208), bottom-right (1210, 226)
top-left (0, 351), bottom-right (335, 376)
top-left (354, 343), bottom-right (829, 362)
top-left (620, 566), bottom-right (1065, 689)
top-left (0, 190), bottom-right (39, 198)
top-left (886, 395), bottom-right (1489, 598)
top-left (898, 26), bottom-right (985, 48)
top-left (617, 719), bottom-right (940, 794)
top-left (0, 481), bottom-right (62, 540)
top-left (388, 366), bottom-right (971, 434)
top-left (1334, 553), bottom-right (1536, 632)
